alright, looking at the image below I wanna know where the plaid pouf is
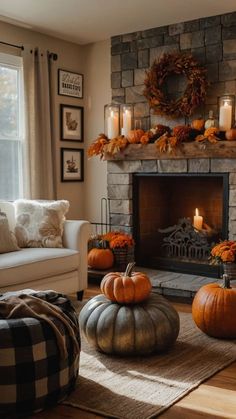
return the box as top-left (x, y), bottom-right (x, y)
top-left (0, 290), bottom-right (80, 418)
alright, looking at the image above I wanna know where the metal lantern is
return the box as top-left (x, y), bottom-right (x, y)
top-left (218, 94), bottom-right (235, 131)
top-left (120, 104), bottom-right (133, 137)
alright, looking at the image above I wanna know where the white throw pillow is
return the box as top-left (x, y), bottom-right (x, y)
top-left (0, 212), bottom-right (19, 253)
top-left (14, 199), bottom-right (69, 248)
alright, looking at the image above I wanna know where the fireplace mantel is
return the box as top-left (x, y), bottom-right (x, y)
top-left (104, 141), bottom-right (236, 161)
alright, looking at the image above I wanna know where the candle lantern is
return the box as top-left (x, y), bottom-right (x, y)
top-left (218, 94), bottom-right (235, 131)
top-left (104, 104), bottom-right (120, 139)
top-left (120, 104), bottom-right (133, 137)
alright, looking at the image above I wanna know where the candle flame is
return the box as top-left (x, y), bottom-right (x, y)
top-left (195, 208), bottom-right (199, 216)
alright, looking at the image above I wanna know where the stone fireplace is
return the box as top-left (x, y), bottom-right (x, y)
top-left (107, 148), bottom-right (236, 278)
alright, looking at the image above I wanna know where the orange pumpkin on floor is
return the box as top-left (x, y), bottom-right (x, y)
top-left (100, 262), bottom-right (152, 304)
top-left (192, 275), bottom-right (236, 338)
top-left (88, 247), bottom-right (114, 270)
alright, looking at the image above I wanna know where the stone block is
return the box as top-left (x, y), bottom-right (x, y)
top-left (109, 199), bottom-right (133, 214)
top-left (200, 15), bottom-right (221, 28)
top-left (223, 40), bottom-right (236, 60)
top-left (157, 159), bottom-right (187, 173)
top-left (228, 232), bottom-right (236, 241)
top-left (134, 68), bottom-right (146, 86)
top-left (112, 87), bottom-right (125, 97)
top-left (225, 80), bottom-right (236, 93)
top-left (138, 50), bottom-right (149, 68)
top-left (111, 42), bottom-right (130, 55)
top-left (221, 12), bottom-right (236, 27)
top-left (121, 70), bottom-right (133, 87)
top-left (229, 173), bottom-right (236, 184)
top-left (112, 96), bottom-right (125, 105)
top-left (219, 60), bottom-right (236, 81)
top-left (122, 32), bottom-right (142, 42)
top-left (169, 23), bottom-right (184, 36)
top-left (164, 34), bottom-right (179, 45)
top-left (130, 41), bottom-right (137, 52)
top-left (134, 102), bottom-right (150, 118)
top-left (111, 72), bottom-right (121, 89)
top-left (121, 160), bottom-right (142, 172)
top-left (222, 26), bottom-right (236, 40)
top-left (205, 26), bottom-right (222, 45)
top-left (206, 44), bottom-right (222, 63)
top-left (110, 213), bottom-right (132, 226)
top-left (107, 173), bottom-right (132, 185)
top-left (188, 159), bottom-right (210, 173)
top-left (141, 160), bottom-right (158, 172)
top-left (142, 26), bottom-right (168, 38)
top-left (111, 55), bottom-right (121, 72)
top-left (180, 31), bottom-right (204, 50)
top-left (228, 220), bottom-right (236, 234)
top-left (111, 36), bottom-right (122, 46)
top-left (137, 36), bottom-right (163, 50)
top-left (205, 63), bottom-right (219, 82)
top-left (107, 185), bottom-right (132, 199)
top-left (184, 19), bottom-right (200, 32)
top-left (121, 52), bottom-right (137, 70)
top-left (126, 85), bottom-right (146, 103)
top-left (191, 47), bottom-right (206, 65)
top-left (211, 159), bottom-right (236, 172)
top-left (150, 44), bottom-right (179, 63)
top-left (107, 161), bottom-right (126, 173)
top-left (229, 207), bottom-right (236, 220)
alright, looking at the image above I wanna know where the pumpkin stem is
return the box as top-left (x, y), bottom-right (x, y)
top-left (124, 262), bottom-right (136, 277)
top-left (221, 274), bottom-right (231, 289)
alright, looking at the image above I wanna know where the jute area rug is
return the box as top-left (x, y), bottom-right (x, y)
top-left (63, 310), bottom-right (236, 419)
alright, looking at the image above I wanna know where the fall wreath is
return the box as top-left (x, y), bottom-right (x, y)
top-left (143, 53), bottom-right (208, 118)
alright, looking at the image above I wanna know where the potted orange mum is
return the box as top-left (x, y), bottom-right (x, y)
top-left (210, 240), bottom-right (236, 280)
top-left (102, 231), bottom-right (135, 271)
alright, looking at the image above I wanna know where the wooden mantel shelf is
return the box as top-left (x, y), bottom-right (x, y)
top-left (104, 141), bottom-right (236, 161)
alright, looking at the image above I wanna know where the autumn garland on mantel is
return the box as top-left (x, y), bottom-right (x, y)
top-left (143, 52), bottom-right (208, 117)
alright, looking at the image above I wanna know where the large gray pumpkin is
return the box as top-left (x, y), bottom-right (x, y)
top-left (79, 293), bottom-right (180, 355)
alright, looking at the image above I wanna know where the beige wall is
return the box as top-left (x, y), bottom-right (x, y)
top-left (83, 40), bottom-right (111, 225)
top-left (0, 21), bottom-right (87, 219)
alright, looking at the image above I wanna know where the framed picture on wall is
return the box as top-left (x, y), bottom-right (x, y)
top-left (58, 69), bottom-right (83, 98)
top-left (61, 148), bottom-right (84, 182)
top-left (60, 104), bottom-right (84, 142)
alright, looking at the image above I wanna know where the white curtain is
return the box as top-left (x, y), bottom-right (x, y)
top-left (22, 47), bottom-right (56, 199)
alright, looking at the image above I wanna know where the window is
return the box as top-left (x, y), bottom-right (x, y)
top-left (0, 52), bottom-right (24, 200)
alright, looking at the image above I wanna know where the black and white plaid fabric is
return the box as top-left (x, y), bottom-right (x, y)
top-left (0, 290), bottom-right (80, 418)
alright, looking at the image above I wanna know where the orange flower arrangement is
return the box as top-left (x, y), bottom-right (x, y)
top-left (102, 231), bottom-right (134, 249)
top-left (210, 240), bottom-right (236, 264)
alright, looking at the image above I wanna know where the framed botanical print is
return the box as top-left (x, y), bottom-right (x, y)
top-left (61, 148), bottom-right (84, 182)
top-left (60, 104), bottom-right (84, 142)
top-left (58, 69), bottom-right (83, 98)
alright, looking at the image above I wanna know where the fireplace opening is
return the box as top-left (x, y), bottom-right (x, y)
top-left (133, 173), bottom-right (229, 277)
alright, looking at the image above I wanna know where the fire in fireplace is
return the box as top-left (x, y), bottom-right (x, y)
top-left (133, 173), bottom-right (229, 277)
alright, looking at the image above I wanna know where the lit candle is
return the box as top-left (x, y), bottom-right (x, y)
top-left (122, 109), bottom-right (132, 136)
top-left (193, 208), bottom-right (203, 230)
top-left (107, 110), bottom-right (119, 139)
top-left (219, 101), bottom-right (232, 131)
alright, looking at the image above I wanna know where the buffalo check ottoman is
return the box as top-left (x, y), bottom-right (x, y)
top-left (0, 290), bottom-right (80, 418)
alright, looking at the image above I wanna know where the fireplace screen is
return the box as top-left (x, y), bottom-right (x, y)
top-left (133, 173), bottom-right (229, 277)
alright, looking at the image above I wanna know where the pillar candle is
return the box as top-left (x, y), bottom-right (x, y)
top-left (107, 110), bottom-right (119, 139)
top-left (219, 101), bottom-right (232, 131)
top-left (193, 208), bottom-right (203, 230)
top-left (122, 109), bottom-right (132, 137)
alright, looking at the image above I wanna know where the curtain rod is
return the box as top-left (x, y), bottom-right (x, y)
top-left (0, 40), bottom-right (58, 60)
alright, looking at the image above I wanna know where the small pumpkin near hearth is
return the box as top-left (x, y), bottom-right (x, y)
top-left (191, 118), bottom-right (205, 131)
top-left (225, 128), bottom-right (236, 141)
top-left (100, 262), bottom-right (152, 304)
top-left (192, 275), bottom-right (236, 338)
top-left (88, 245), bottom-right (114, 270)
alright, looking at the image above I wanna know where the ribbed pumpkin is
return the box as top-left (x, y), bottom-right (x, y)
top-left (127, 129), bottom-right (145, 143)
top-left (79, 293), bottom-right (180, 355)
top-left (191, 118), bottom-right (205, 131)
top-left (88, 248), bottom-right (114, 270)
top-left (192, 275), bottom-right (236, 338)
top-left (100, 262), bottom-right (152, 304)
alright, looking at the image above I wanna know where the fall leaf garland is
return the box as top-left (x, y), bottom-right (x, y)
top-left (143, 52), bottom-right (208, 117)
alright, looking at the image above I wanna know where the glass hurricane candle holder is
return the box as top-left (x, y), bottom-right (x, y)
top-left (218, 94), bottom-right (235, 131)
top-left (104, 104), bottom-right (120, 139)
top-left (120, 104), bottom-right (133, 137)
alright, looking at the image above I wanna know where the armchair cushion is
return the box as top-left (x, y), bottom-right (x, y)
top-left (14, 199), bottom-right (69, 248)
top-left (0, 212), bottom-right (19, 254)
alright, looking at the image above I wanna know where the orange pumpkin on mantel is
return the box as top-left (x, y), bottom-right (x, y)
top-left (192, 275), bottom-right (236, 338)
top-left (100, 262), bottom-right (152, 304)
top-left (127, 129), bottom-right (145, 143)
top-left (191, 119), bottom-right (205, 131)
top-left (225, 128), bottom-right (236, 141)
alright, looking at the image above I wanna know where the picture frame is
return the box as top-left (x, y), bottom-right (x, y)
top-left (61, 148), bottom-right (84, 182)
top-left (58, 69), bottom-right (83, 98)
top-left (60, 104), bottom-right (84, 142)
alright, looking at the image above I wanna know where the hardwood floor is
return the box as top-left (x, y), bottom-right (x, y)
top-left (34, 284), bottom-right (236, 419)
